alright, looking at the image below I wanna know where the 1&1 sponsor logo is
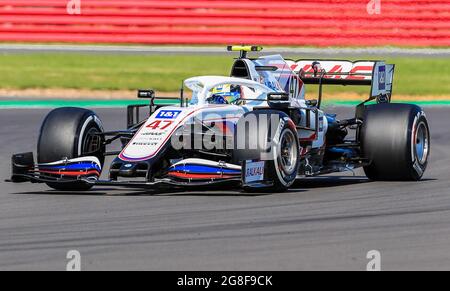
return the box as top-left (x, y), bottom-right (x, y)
top-left (156, 110), bottom-right (182, 119)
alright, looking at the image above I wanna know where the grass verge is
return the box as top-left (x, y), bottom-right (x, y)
top-left (0, 53), bottom-right (449, 97)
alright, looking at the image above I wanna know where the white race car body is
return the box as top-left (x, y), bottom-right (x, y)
top-left (12, 47), bottom-right (414, 191)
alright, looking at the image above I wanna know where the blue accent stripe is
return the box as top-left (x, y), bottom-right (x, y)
top-left (40, 162), bottom-right (101, 172)
top-left (171, 165), bottom-right (241, 175)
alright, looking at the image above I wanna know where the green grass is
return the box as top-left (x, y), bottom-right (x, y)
top-left (0, 53), bottom-right (449, 95)
top-left (0, 54), bottom-right (232, 92)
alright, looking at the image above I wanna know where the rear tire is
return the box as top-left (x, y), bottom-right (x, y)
top-left (361, 103), bottom-right (430, 181)
top-left (38, 107), bottom-right (105, 191)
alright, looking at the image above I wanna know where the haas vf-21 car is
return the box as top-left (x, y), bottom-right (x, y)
top-left (9, 46), bottom-right (430, 192)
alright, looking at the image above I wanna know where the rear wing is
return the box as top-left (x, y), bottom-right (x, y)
top-left (287, 60), bottom-right (395, 99)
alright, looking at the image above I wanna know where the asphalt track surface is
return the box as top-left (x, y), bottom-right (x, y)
top-left (0, 106), bottom-right (449, 271)
top-left (1, 44), bottom-right (450, 58)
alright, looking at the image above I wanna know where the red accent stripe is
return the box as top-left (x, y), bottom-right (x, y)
top-left (39, 170), bottom-right (100, 177)
top-left (168, 172), bottom-right (238, 180)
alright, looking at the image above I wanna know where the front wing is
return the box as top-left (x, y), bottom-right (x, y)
top-left (8, 152), bottom-right (244, 189)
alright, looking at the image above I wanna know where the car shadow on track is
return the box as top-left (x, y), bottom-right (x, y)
top-left (11, 184), bottom-right (278, 197)
top-left (11, 188), bottom-right (276, 197)
top-left (10, 176), bottom-right (373, 197)
top-left (293, 176), bottom-right (370, 189)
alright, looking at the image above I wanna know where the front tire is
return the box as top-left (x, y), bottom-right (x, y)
top-left (361, 103), bottom-right (430, 181)
top-left (236, 110), bottom-right (300, 192)
top-left (269, 126), bottom-right (300, 191)
top-left (38, 107), bottom-right (105, 191)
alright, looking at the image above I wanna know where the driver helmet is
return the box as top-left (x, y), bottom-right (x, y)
top-left (209, 84), bottom-right (241, 104)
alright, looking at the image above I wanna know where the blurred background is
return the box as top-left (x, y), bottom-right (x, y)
top-left (0, 0), bottom-right (449, 107)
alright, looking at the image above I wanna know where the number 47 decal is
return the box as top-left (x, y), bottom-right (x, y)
top-left (146, 120), bottom-right (174, 130)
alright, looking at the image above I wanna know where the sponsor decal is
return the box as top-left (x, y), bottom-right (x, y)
top-left (245, 161), bottom-right (265, 183)
top-left (155, 110), bottom-right (182, 119)
top-left (378, 65), bottom-right (386, 91)
top-left (273, 119), bottom-right (285, 144)
top-left (291, 61), bottom-right (375, 81)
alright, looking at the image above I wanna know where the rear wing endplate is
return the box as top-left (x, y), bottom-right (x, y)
top-left (287, 60), bottom-right (395, 99)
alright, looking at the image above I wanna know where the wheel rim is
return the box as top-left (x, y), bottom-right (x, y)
top-left (415, 121), bottom-right (429, 165)
top-left (278, 130), bottom-right (298, 176)
top-left (83, 127), bottom-right (102, 156)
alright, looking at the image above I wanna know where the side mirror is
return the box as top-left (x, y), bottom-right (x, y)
top-left (268, 92), bottom-right (290, 109)
top-left (267, 92), bottom-right (289, 102)
top-left (137, 89), bottom-right (155, 99)
top-left (305, 99), bottom-right (318, 107)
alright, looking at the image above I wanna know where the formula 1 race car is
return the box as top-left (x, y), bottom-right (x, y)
top-left (9, 46), bottom-right (430, 192)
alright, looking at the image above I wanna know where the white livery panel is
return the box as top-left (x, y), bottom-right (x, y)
top-left (119, 105), bottom-right (246, 162)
